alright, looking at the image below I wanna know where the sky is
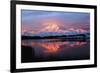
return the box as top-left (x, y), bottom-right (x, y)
top-left (21, 10), bottom-right (90, 36)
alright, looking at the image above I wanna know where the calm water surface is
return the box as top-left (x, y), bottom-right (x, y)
top-left (21, 39), bottom-right (90, 63)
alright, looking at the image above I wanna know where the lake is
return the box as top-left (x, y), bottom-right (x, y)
top-left (21, 39), bottom-right (90, 63)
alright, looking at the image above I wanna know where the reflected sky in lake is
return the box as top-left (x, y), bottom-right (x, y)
top-left (21, 39), bottom-right (90, 63)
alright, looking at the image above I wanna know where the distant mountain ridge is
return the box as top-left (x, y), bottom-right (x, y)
top-left (22, 32), bottom-right (88, 37)
top-left (22, 32), bottom-right (90, 40)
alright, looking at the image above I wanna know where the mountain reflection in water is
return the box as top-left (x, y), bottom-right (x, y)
top-left (21, 39), bottom-right (90, 63)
